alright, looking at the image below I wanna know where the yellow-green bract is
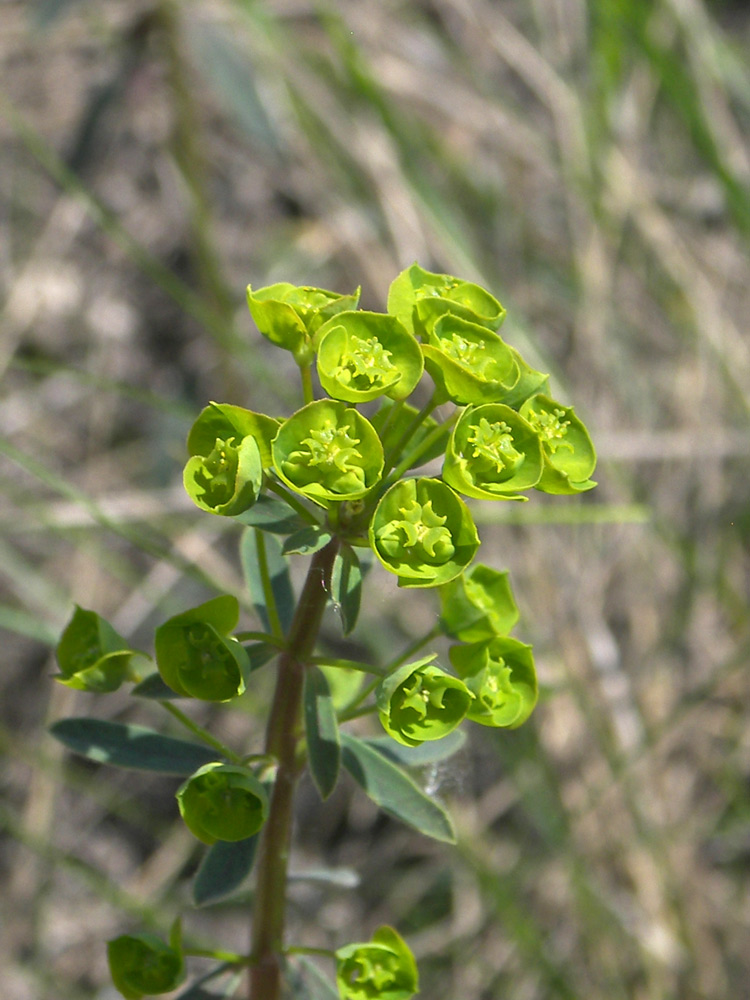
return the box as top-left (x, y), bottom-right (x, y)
top-left (335, 926), bottom-right (418, 1000)
top-left (273, 399), bottom-right (384, 505)
top-left (376, 654), bottom-right (473, 747)
top-left (55, 605), bottom-right (142, 693)
top-left (369, 477), bottom-right (479, 587)
top-left (520, 393), bottom-right (597, 494)
top-left (154, 595), bottom-right (249, 701)
top-left (450, 635), bottom-right (538, 729)
top-left (183, 434), bottom-right (263, 517)
top-left (443, 402), bottom-right (544, 501)
top-left (439, 563), bottom-right (519, 642)
top-left (316, 310), bottom-right (423, 403)
top-left (176, 762), bottom-right (269, 844)
top-left (247, 281), bottom-right (360, 365)
top-left (107, 932), bottom-right (184, 999)
top-left (387, 261), bottom-right (505, 336)
top-left (187, 402), bottom-right (280, 470)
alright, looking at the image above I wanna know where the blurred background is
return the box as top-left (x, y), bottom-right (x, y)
top-left (1, 1), bottom-right (749, 998)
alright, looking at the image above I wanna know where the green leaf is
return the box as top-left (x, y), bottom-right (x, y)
top-left (304, 666), bottom-right (340, 800)
top-left (364, 729), bottom-right (466, 766)
top-left (131, 673), bottom-right (180, 700)
top-left (283, 526), bottom-right (333, 556)
top-left (233, 493), bottom-right (309, 534)
top-left (287, 956), bottom-right (340, 1000)
top-left (240, 529), bottom-right (295, 635)
top-left (331, 545), bottom-right (362, 635)
top-left (50, 718), bottom-right (218, 774)
top-left (193, 835), bottom-right (259, 906)
top-left (340, 733), bottom-right (455, 843)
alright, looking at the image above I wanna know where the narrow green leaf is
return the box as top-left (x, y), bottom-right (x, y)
top-left (283, 526), bottom-right (333, 556)
top-left (340, 733), bottom-right (455, 843)
top-left (287, 957), bottom-right (339, 1000)
top-left (193, 835), bottom-right (259, 907)
top-left (131, 673), bottom-right (180, 700)
top-left (304, 667), bottom-right (340, 799)
top-left (245, 642), bottom-right (278, 671)
top-left (331, 545), bottom-right (362, 635)
top-left (365, 730), bottom-right (466, 766)
top-left (240, 529), bottom-right (295, 635)
top-left (174, 966), bottom-right (243, 999)
top-left (233, 493), bottom-right (308, 534)
top-left (50, 718), bottom-right (218, 774)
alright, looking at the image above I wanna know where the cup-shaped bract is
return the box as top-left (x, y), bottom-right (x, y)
top-left (443, 403), bottom-right (544, 501)
top-left (316, 311), bottom-right (423, 403)
top-left (450, 636), bottom-right (538, 729)
top-left (520, 393), bottom-right (597, 494)
top-left (273, 399), bottom-right (384, 505)
top-left (184, 432), bottom-right (263, 517)
top-left (247, 282), bottom-right (360, 365)
top-left (55, 606), bottom-right (142, 693)
top-left (336, 925), bottom-right (418, 1000)
top-left (421, 314), bottom-right (521, 406)
top-left (155, 595), bottom-right (249, 701)
top-left (388, 262), bottom-right (505, 336)
top-left (370, 477), bottom-right (479, 588)
top-left (187, 402), bottom-right (280, 470)
top-left (377, 654), bottom-right (472, 747)
top-left (176, 762), bottom-right (269, 844)
top-left (107, 932), bottom-right (185, 999)
top-left (440, 563), bottom-right (519, 642)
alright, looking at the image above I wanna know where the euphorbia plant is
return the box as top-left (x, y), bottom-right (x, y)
top-left (50, 262), bottom-right (596, 1000)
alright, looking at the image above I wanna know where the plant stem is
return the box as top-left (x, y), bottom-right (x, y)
top-left (160, 702), bottom-right (243, 764)
top-left (249, 537), bottom-right (340, 1000)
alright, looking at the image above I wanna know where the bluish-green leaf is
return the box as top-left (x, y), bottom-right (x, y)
top-left (245, 642), bottom-right (278, 671)
top-left (174, 966), bottom-right (243, 999)
top-left (50, 718), bottom-right (218, 774)
top-left (331, 545), bottom-right (362, 635)
top-left (131, 672), bottom-right (180, 700)
top-left (340, 733), bottom-right (455, 843)
top-left (286, 957), bottom-right (339, 1000)
top-left (233, 493), bottom-right (309, 534)
top-left (193, 835), bottom-right (259, 906)
top-left (365, 730), bottom-right (466, 767)
top-left (304, 667), bottom-right (340, 800)
top-left (240, 529), bottom-right (295, 636)
top-left (283, 526), bottom-right (333, 556)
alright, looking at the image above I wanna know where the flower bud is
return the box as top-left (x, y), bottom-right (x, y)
top-left (450, 636), bottom-right (538, 729)
top-left (440, 563), bottom-right (519, 642)
top-left (370, 477), bottom-right (479, 588)
top-left (247, 282), bottom-right (360, 361)
top-left (107, 932), bottom-right (184, 999)
top-left (316, 310), bottom-right (423, 403)
top-left (176, 762), bottom-right (269, 844)
top-left (377, 655), bottom-right (472, 746)
top-left (155, 595), bottom-right (249, 701)
top-left (273, 399), bottom-right (384, 505)
top-left (443, 403), bottom-right (543, 500)
top-left (336, 926), bottom-right (418, 1000)
top-left (520, 393), bottom-right (597, 494)
top-left (388, 262), bottom-right (505, 336)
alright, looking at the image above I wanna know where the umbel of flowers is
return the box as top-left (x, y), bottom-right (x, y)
top-left (52, 263), bottom-right (596, 1000)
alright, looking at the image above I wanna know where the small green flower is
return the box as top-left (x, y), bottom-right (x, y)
top-left (107, 932), bottom-right (185, 999)
top-left (520, 393), bottom-right (597, 494)
top-left (184, 433), bottom-right (263, 517)
top-left (450, 636), bottom-right (538, 729)
top-left (443, 403), bottom-right (543, 500)
top-left (187, 402), bottom-right (280, 470)
top-left (154, 595), bottom-right (249, 701)
top-left (388, 262), bottom-right (505, 336)
top-left (247, 282), bottom-right (360, 365)
top-left (370, 477), bottom-right (479, 588)
top-left (377, 654), bottom-right (472, 747)
top-left (336, 926), bottom-right (418, 1000)
top-left (55, 606), bottom-right (143, 693)
top-left (440, 563), bottom-right (519, 642)
top-left (421, 314), bottom-right (521, 405)
top-left (273, 399), bottom-right (384, 505)
top-left (176, 762), bottom-right (269, 844)
top-left (316, 310), bottom-right (423, 403)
